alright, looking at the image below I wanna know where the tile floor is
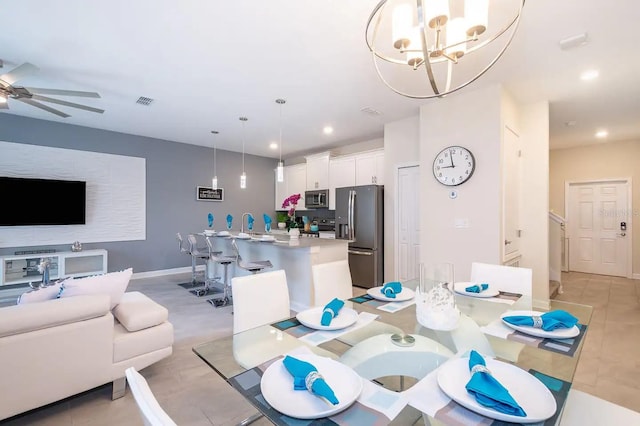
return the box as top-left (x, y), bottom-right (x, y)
top-left (1, 270), bottom-right (638, 425)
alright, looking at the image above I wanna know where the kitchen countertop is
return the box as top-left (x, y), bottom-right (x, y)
top-left (232, 234), bottom-right (345, 249)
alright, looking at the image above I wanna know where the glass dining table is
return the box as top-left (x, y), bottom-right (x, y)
top-left (193, 280), bottom-right (592, 425)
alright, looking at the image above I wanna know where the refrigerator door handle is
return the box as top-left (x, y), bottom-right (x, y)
top-left (348, 249), bottom-right (373, 256)
top-left (349, 190), bottom-right (356, 241)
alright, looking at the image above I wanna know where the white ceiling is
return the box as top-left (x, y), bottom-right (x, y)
top-left (1, 0), bottom-right (639, 158)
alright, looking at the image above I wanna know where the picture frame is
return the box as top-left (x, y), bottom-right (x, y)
top-left (196, 186), bottom-right (224, 202)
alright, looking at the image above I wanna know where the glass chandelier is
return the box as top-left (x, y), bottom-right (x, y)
top-left (366, 0), bottom-right (525, 99)
top-left (239, 117), bottom-right (247, 189)
top-left (275, 98), bottom-right (286, 183)
top-left (211, 130), bottom-right (218, 190)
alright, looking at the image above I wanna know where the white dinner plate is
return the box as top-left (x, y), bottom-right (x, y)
top-left (203, 230), bottom-right (215, 236)
top-left (260, 353), bottom-right (363, 419)
top-left (366, 286), bottom-right (415, 302)
top-left (216, 231), bottom-right (230, 237)
top-left (296, 307), bottom-right (359, 331)
top-left (453, 282), bottom-right (500, 298)
top-left (500, 310), bottom-right (580, 338)
top-left (235, 233), bottom-right (252, 240)
top-left (437, 356), bottom-right (557, 423)
top-left (260, 235), bottom-right (276, 242)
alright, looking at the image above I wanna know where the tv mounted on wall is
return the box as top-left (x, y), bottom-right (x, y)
top-left (0, 176), bottom-right (86, 226)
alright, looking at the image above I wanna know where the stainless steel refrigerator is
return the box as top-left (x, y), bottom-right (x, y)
top-left (335, 185), bottom-right (383, 288)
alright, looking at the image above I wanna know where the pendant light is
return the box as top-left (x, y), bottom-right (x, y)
top-left (239, 117), bottom-right (248, 189)
top-left (211, 130), bottom-right (219, 190)
top-left (275, 98), bottom-right (286, 183)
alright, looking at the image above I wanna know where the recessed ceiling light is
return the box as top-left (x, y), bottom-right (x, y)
top-left (580, 69), bottom-right (599, 81)
top-left (323, 126), bottom-right (334, 135)
top-left (269, 142), bottom-right (278, 150)
top-left (559, 33), bottom-right (589, 50)
top-left (595, 129), bottom-right (608, 138)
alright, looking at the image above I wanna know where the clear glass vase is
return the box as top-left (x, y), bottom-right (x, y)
top-left (416, 262), bottom-right (459, 330)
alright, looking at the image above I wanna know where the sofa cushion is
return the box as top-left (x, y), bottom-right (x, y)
top-left (0, 295), bottom-right (111, 338)
top-left (17, 280), bottom-right (68, 305)
top-left (60, 268), bottom-right (133, 309)
top-left (112, 291), bottom-right (168, 332)
top-left (112, 321), bottom-right (174, 363)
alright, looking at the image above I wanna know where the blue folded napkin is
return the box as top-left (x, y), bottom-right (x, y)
top-left (465, 350), bottom-right (526, 417)
top-left (321, 298), bottom-right (344, 326)
top-left (263, 214), bottom-right (272, 232)
top-left (226, 214), bottom-right (233, 230)
top-left (207, 213), bottom-right (214, 228)
top-left (282, 355), bottom-right (339, 405)
top-left (502, 309), bottom-right (578, 331)
top-left (381, 281), bottom-right (402, 298)
top-left (247, 214), bottom-right (254, 231)
top-left (465, 283), bottom-right (489, 293)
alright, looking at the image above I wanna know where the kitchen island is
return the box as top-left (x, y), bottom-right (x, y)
top-left (207, 234), bottom-right (347, 311)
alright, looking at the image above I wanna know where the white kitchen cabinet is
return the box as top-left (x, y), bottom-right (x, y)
top-left (305, 152), bottom-right (330, 190)
top-left (329, 156), bottom-right (356, 210)
top-left (355, 149), bottom-right (385, 185)
top-left (276, 164), bottom-right (306, 210)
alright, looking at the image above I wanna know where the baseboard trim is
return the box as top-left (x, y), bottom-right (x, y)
top-left (533, 298), bottom-right (551, 310)
top-left (633, 273), bottom-right (640, 280)
top-left (132, 265), bottom-right (205, 280)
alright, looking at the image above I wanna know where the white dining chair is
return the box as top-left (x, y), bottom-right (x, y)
top-left (559, 389), bottom-right (640, 425)
top-left (311, 259), bottom-right (353, 306)
top-left (311, 260), bottom-right (403, 345)
top-left (470, 262), bottom-right (533, 297)
top-left (231, 269), bottom-right (290, 334)
top-left (125, 367), bottom-right (176, 426)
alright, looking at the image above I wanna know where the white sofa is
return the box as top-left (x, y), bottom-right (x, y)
top-left (0, 290), bottom-right (174, 421)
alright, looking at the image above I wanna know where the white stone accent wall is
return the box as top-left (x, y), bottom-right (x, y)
top-left (0, 141), bottom-right (146, 248)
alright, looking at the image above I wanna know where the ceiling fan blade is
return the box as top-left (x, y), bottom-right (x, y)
top-left (0, 62), bottom-right (39, 86)
top-left (25, 87), bottom-right (101, 98)
top-left (31, 94), bottom-right (104, 114)
top-left (16, 98), bottom-right (70, 118)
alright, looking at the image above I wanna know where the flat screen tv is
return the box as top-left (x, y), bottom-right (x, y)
top-left (0, 176), bottom-right (86, 226)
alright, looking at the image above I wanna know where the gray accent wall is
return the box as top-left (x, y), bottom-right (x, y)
top-left (0, 114), bottom-right (277, 273)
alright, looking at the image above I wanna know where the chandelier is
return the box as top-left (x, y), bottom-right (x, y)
top-left (366, 0), bottom-right (525, 99)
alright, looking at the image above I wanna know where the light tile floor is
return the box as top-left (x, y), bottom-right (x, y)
top-left (554, 271), bottom-right (640, 413)
top-left (1, 271), bottom-right (638, 425)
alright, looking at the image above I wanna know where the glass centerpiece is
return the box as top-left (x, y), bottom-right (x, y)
top-left (416, 262), bottom-right (460, 330)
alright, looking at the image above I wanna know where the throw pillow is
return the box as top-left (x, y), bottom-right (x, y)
top-left (59, 268), bottom-right (133, 309)
top-left (17, 280), bottom-right (68, 305)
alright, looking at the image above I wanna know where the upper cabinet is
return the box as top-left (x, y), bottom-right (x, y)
top-left (275, 164), bottom-right (307, 210)
top-left (328, 156), bottom-right (356, 210)
top-left (305, 153), bottom-right (330, 190)
top-left (355, 150), bottom-right (385, 186)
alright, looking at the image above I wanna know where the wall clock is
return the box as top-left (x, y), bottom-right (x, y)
top-left (432, 146), bottom-right (475, 186)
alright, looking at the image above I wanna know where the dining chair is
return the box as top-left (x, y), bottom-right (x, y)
top-left (311, 259), bottom-right (403, 345)
top-left (125, 367), bottom-right (177, 426)
top-left (470, 262), bottom-right (533, 297)
top-left (311, 259), bottom-right (353, 306)
top-left (559, 389), bottom-right (640, 425)
top-left (231, 269), bottom-right (290, 334)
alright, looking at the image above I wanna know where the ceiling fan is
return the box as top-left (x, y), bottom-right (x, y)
top-left (0, 61), bottom-right (104, 118)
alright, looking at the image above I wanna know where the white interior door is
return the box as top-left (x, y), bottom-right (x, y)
top-left (397, 165), bottom-right (420, 281)
top-left (567, 181), bottom-right (630, 277)
top-left (502, 126), bottom-right (521, 260)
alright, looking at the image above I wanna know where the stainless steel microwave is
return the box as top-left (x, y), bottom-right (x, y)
top-left (304, 189), bottom-right (329, 209)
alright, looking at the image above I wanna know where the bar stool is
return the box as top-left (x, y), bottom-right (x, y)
top-left (231, 239), bottom-right (273, 274)
top-left (176, 232), bottom-right (199, 285)
top-left (187, 234), bottom-right (220, 295)
top-left (205, 236), bottom-right (236, 307)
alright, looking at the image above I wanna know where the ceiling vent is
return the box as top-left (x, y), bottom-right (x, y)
top-left (136, 96), bottom-right (154, 106)
top-left (361, 106), bottom-right (382, 116)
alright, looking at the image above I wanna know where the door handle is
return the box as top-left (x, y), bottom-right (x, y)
top-left (618, 232), bottom-right (626, 237)
top-left (348, 250), bottom-right (372, 256)
top-left (504, 240), bottom-right (512, 245)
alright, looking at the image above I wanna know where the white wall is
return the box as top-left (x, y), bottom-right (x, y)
top-left (383, 115), bottom-right (420, 281)
top-left (419, 85), bottom-right (503, 281)
top-left (520, 101), bottom-right (550, 306)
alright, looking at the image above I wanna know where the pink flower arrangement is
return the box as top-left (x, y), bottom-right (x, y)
top-left (282, 193), bottom-right (301, 228)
